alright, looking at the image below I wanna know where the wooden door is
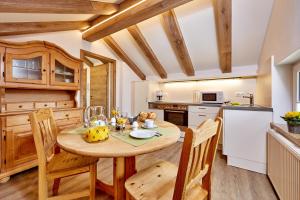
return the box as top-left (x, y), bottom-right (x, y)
top-left (90, 64), bottom-right (108, 114)
top-left (5, 128), bottom-right (37, 170)
top-left (50, 51), bottom-right (80, 89)
top-left (5, 51), bottom-right (48, 85)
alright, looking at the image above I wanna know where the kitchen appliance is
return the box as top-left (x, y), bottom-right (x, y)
top-left (164, 104), bottom-right (188, 129)
top-left (200, 91), bottom-right (224, 104)
top-left (156, 90), bottom-right (164, 101)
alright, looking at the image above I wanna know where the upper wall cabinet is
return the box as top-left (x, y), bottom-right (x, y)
top-left (0, 40), bottom-right (81, 90)
top-left (5, 51), bottom-right (49, 85)
top-left (50, 51), bottom-right (80, 88)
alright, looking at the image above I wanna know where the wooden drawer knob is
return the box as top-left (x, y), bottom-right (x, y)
top-left (64, 103), bottom-right (67, 106)
top-left (65, 114), bottom-right (69, 118)
top-left (18, 105), bottom-right (23, 108)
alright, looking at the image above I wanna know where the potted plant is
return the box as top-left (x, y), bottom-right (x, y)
top-left (281, 111), bottom-right (300, 134)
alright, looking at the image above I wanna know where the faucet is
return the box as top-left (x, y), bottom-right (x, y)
top-left (243, 93), bottom-right (254, 106)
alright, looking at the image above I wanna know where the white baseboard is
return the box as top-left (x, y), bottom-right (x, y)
top-left (227, 156), bottom-right (266, 174)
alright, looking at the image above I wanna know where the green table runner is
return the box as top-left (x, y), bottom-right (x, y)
top-left (111, 127), bottom-right (172, 147)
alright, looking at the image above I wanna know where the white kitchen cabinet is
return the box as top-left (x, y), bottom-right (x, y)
top-left (188, 106), bottom-right (220, 129)
top-left (223, 109), bottom-right (273, 174)
top-left (132, 81), bottom-right (160, 116)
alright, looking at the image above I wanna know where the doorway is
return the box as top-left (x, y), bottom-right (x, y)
top-left (80, 49), bottom-right (116, 117)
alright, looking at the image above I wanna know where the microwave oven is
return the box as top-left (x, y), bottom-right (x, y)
top-left (200, 91), bottom-right (224, 104)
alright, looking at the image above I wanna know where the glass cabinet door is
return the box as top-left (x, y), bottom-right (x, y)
top-left (50, 52), bottom-right (80, 88)
top-left (5, 52), bottom-right (48, 84)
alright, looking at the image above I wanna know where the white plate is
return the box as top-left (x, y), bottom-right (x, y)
top-left (141, 124), bottom-right (158, 129)
top-left (129, 130), bottom-right (157, 139)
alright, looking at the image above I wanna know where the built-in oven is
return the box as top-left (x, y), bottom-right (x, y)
top-left (164, 109), bottom-right (188, 129)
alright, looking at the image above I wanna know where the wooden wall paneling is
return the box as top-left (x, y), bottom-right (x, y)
top-left (0, 21), bottom-right (91, 37)
top-left (127, 25), bottom-right (167, 79)
top-left (83, 0), bottom-right (195, 41)
top-left (0, 0), bottom-right (119, 15)
top-left (161, 10), bottom-right (195, 76)
top-left (212, 0), bottom-right (232, 73)
top-left (103, 36), bottom-right (146, 80)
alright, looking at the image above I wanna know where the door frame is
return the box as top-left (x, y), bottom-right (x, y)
top-left (80, 49), bottom-right (116, 116)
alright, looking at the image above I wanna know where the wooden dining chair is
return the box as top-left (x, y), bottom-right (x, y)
top-left (29, 108), bottom-right (99, 200)
top-left (125, 117), bottom-right (223, 200)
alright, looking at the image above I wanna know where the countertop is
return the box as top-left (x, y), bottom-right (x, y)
top-left (149, 101), bottom-right (273, 112)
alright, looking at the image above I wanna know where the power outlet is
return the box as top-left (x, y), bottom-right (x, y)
top-left (235, 92), bottom-right (245, 97)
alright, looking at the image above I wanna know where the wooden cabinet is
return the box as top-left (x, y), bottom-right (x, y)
top-left (0, 40), bottom-right (81, 90)
top-left (5, 51), bottom-right (49, 85)
top-left (50, 51), bottom-right (80, 88)
top-left (0, 40), bottom-right (83, 181)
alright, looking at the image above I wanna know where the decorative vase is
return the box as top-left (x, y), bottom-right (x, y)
top-left (287, 123), bottom-right (300, 134)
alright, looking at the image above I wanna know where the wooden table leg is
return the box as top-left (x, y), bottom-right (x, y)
top-left (95, 156), bottom-right (137, 200)
top-left (113, 157), bottom-right (125, 200)
top-left (125, 156), bottom-right (136, 200)
top-left (125, 156), bottom-right (137, 179)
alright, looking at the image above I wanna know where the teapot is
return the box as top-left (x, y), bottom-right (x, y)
top-left (84, 106), bottom-right (107, 127)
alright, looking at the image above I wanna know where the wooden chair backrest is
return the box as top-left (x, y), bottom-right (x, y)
top-left (29, 108), bottom-right (58, 166)
top-left (173, 117), bottom-right (223, 200)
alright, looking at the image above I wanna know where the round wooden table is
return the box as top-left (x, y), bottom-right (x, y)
top-left (57, 120), bottom-right (181, 200)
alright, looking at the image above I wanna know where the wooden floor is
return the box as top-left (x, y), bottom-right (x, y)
top-left (0, 142), bottom-right (278, 200)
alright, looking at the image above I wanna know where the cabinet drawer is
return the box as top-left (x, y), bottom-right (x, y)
top-left (6, 124), bottom-right (31, 134)
top-left (56, 117), bottom-right (81, 127)
top-left (35, 102), bottom-right (56, 109)
top-left (6, 102), bottom-right (34, 111)
top-left (56, 100), bottom-right (74, 108)
top-left (54, 110), bottom-right (82, 120)
top-left (188, 112), bottom-right (217, 126)
top-left (188, 106), bottom-right (220, 114)
top-left (7, 114), bottom-right (30, 127)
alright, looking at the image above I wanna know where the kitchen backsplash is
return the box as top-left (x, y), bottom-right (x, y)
top-left (159, 78), bottom-right (257, 104)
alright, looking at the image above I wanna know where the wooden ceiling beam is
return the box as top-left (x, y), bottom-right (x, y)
top-left (0, 0), bottom-right (119, 15)
top-left (161, 10), bottom-right (195, 76)
top-left (81, 49), bottom-right (115, 63)
top-left (103, 36), bottom-right (146, 80)
top-left (83, 0), bottom-right (194, 42)
top-left (212, 0), bottom-right (232, 73)
top-left (127, 25), bottom-right (167, 79)
top-left (0, 21), bottom-right (90, 36)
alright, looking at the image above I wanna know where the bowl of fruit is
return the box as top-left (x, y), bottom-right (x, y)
top-left (138, 112), bottom-right (157, 122)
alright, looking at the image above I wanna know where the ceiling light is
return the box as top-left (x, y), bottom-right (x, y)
top-left (82, 0), bottom-right (147, 34)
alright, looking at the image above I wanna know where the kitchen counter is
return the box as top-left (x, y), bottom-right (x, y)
top-left (222, 105), bottom-right (273, 112)
top-left (149, 101), bottom-right (223, 107)
top-left (149, 101), bottom-right (273, 111)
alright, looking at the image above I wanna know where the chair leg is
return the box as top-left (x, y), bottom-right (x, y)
top-left (89, 163), bottom-right (97, 200)
top-left (52, 178), bottom-right (61, 196)
top-left (39, 166), bottom-right (48, 200)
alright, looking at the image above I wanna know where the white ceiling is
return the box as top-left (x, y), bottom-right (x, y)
top-left (107, 0), bottom-right (274, 77)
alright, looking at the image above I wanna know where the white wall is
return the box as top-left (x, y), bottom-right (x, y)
top-left (293, 61), bottom-right (300, 111)
top-left (160, 78), bottom-right (257, 104)
top-left (0, 30), bottom-right (140, 114)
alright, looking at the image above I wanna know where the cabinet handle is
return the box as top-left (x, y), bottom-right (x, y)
top-left (51, 70), bottom-right (55, 73)
top-left (64, 103), bottom-right (67, 106)
top-left (198, 114), bottom-right (206, 117)
top-left (42, 69), bottom-right (46, 72)
top-left (65, 114), bottom-right (69, 118)
top-left (44, 104), bottom-right (48, 107)
top-left (27, 119), bottom-right (30, 122)
top-left (198, 107), bottom-right (206, 110)
top-left (18, 105), bottom-right (23, 108)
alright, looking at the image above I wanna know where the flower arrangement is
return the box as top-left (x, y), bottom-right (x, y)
top-left (281, 111), bottom-right (300, 134)
top-left (281, 112), bottom-right (300, 125)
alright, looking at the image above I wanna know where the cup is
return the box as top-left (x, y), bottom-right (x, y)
top-left (144, 119), bottom-right (154, 128)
